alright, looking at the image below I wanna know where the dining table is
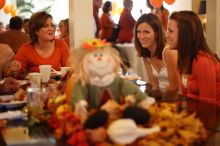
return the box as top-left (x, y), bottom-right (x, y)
top-left (0, 81), bottom-right (220, 146)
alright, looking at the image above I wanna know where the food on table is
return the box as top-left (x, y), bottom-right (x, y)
top-left (0, 77), bottom-right (19, 94)
top-left (0, 88), bottom-right (25, 103)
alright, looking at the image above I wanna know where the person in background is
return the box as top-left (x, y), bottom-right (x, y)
top-left (59, 18), bottom-right (69, 47)
top-left (134, 13), bottom-right (180, 97)
top-left (93, 0), bottom-right (103, 38)
top-left (5, 11), bottom-right (69, 79)
top-left (99, 1), bottom-right (114, 42)
top-left (0, 16), bottom-right (29, 53)
top-left (118, 0), bottom-right (136, 43)
top-left (0, 22), bottom-right (5, 33)
top-left (146, 0), bottom-right (169, 31)
top-left (167, 11), bottom-right (220, 104)
top-left (22, 18), bottom-right (30, 34)
top-left (0, 43), bottom-right (14, 80)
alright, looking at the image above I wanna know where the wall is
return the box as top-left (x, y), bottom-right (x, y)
top-left (206, 0), bottom-right (220, 56)
top-left (192, 0), bottom-right (200, 12)
top-left (163, 0), bottom-right (192, 13)
top-left (69, 0), bottom-right (93, 49)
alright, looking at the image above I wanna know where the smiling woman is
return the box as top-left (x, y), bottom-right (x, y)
top-left (134, 13), bottom-right (180, 98)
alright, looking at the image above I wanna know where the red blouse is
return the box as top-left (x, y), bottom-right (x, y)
top-left (182, 51), bottom-right (220, 106)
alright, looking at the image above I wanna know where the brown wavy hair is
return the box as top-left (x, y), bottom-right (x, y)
top-left (170, 11), bottom-right (218, 74)
top-left (134, 13), bottom-right (165, 59)
top-left (29, 11), bottom-right (54, 44)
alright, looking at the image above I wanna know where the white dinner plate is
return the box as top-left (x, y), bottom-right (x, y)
top-left (0, 100), bottom-right (26, 109)
top-left (0, 95), bottom-right (15, 102)
top-left (136, 80), bottom-right (147, 85)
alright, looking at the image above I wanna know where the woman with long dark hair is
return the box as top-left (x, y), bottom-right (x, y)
top-left (166, 10), bottom-right (220, 104)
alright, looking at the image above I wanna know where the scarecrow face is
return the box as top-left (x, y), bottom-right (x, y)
top-left (84, 49), bottom-right (116, 77)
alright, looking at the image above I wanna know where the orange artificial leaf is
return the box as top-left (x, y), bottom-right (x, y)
top-left (54, 128), bottom-right (64, 139)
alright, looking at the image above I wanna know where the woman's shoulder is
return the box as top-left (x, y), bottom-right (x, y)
top-left (191, 51), bottom-right (220, 70)
top-left (18, 42), bottom-right (34, 51)
top-left (163, 46), bottom-right (177, 58)
top-left (195, 51), bottom-right (214, 63)
top-left (162, 46), bottom-right (178, 68)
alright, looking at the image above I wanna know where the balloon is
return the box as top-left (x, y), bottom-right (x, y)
top-left (164, 0), bottom-right (175, 5)
top-left (0, 0), bottom-right (6, 9)
top-left (10, 4), bottom-right (16, 11)
top-left (10, 9), bottom-right (17, 16)
top-left (117, 7), bottom-right (123, 14)
top-left (3, 5), bottom-right (11, 14)
top-left (149, 0), bottom-right (163, 9)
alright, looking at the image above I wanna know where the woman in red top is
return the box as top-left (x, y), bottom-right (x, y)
top-left (99, 1), bottom-right (114, 42)
top-left (5, 11), bottom-right (69, 79)
top-left (118, 0), bottom-right (136, 43)
top-left (166, 11), bottom-right (220, 105)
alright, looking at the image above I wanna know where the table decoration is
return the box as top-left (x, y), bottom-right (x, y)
top-left (27, 89), bottom-right (207, 146)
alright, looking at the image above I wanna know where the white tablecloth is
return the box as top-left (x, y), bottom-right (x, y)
top-left (116, 43), bottom-right (149, 82)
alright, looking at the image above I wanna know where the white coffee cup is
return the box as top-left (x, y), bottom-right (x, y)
top-left (39, 65), bottom-right (51, 83)
top-left (61, 67), bottom-right (70, 76)
top-left (28, 72), bottom-right (41, 88)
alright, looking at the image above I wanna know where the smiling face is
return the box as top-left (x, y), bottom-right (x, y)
top-left (137, 22), bottom-right (157, 53)
top-left (166, 19), bottom-right (179, 49)
top-left (84, 49), bottom-right (116, 77)
top-left (36, 17), bottom-right (55, 41)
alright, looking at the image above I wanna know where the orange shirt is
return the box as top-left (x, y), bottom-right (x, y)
top-left (13, 39), bottom-right (69, 73)
top-left (100, 12), bottom-right (114, 40)
top-left (63, 36), bottom-right (70, 48)
top-left (182, 51), bottom-right (220, 105)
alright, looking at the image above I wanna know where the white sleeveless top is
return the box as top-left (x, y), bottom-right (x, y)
top-left (147, 48), bottom-right (169, 92)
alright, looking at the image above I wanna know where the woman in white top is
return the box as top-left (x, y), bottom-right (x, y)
top-left (134, 13), bottom-right (180, 96)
